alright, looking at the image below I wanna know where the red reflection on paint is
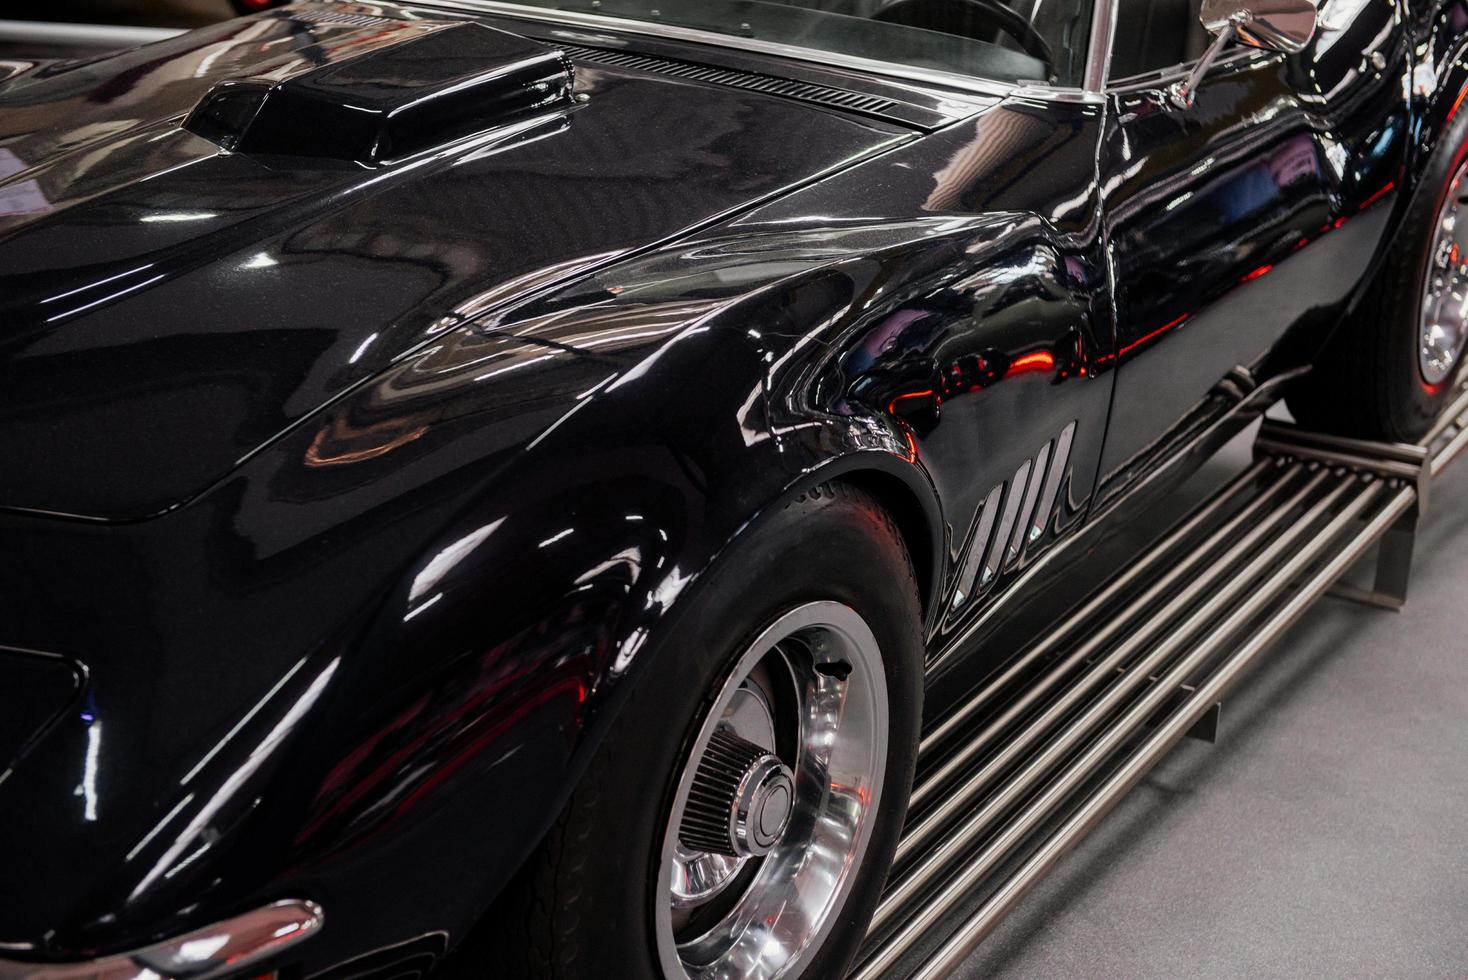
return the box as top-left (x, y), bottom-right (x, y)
top-left (1359, 180), bottom-right (1395, 210)
top-left (1120, 312), bottom-right (1190, 357)
top-left (388, 675), bottom-right (587, 818)
top-left (887, 389), bottom-right (936, 414)
top-left (1240, 263), bottom-right (1274, 283)
top-left (1007, 351), bottom-right (1055, 375)
top-left (1448, 86), bottom-right (1468, 125)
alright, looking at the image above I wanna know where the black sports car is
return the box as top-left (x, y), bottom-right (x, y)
top-left (1, 0), bottom-right (1464, 977)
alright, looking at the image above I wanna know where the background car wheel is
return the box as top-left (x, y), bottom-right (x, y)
top-left (466, 482), bottom-right (924, 979)
top-left (1287, 107), bottom-right (1468, 441)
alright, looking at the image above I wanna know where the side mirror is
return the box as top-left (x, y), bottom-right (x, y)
top-left (1170, 0), bottom-right (1319, 107)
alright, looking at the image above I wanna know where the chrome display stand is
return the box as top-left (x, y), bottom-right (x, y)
top-left (854, 384), bottom-right (1468, 980)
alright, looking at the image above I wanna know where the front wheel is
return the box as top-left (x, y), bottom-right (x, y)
top-left (478, 483), bottom-right (924, 979)
top-left (656, 600), bottom-right (893, 978)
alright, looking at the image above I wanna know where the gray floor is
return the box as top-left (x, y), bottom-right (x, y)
top-left (958, 426), bottom-right (1468, 979)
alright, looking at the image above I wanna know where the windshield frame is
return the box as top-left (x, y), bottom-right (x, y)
top-left (404, 0), bottom-right (1117, 101)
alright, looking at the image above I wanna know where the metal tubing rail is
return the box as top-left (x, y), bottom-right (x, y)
top-left (859, 476), bottom-right (1376, 962)
top-left (858, 392), bottom-right (1463, 978)
top-left (907, 463), bottom-right (1308, 805)
top-left (916, 457), bottom-right (1274, 758)
top-left (1425, 384), bottom-right (1468, 446)
top-left (1427, 385), bottom-right (1468, 475)
top-left (892, 465), bottom-right (1328, 868)
top-left (856, 479), bottom-right (1397, 978)
top-left (902, 482), bottom-right (1416, 979)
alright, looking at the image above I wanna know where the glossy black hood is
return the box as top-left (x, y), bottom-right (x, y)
top-left (0, 5), bottom-right (909, 521)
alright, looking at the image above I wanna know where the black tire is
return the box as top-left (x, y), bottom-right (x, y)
top-left (463, 482), bottom-right (924, 979)
top-left (1287, 110), bottom-right (1468, 441)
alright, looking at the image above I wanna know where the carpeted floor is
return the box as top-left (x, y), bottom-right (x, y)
top-left (956, 423), bottom-right (1468, 979)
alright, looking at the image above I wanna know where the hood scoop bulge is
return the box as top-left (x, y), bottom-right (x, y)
top-left (185, 22), bottom-right (575, 165)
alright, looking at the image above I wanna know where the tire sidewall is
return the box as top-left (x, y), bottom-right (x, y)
top-left (1389, 105), bottom-right (1468, 430)
top-left (552, 484), bottom-right (923, 979)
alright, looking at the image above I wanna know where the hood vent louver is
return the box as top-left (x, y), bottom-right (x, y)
top-left (186, 23), bottom-right (575, 165)
top-left (557, 43), bottom-right (923, 125)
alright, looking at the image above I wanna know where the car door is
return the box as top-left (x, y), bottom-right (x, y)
top-left (1094, 0), bottom-right (1410, 506)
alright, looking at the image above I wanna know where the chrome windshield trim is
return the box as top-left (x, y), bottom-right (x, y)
top-left (1084, 0), bottom-right (1118, 92)
top-left (393, 0), bottom-right (1095, 104)
top-left (1012, 85), bottom-right (1105, 104)
top-left (0, 900), bottom-right (323, 980)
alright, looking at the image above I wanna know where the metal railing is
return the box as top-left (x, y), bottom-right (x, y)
top-left (857, 387), bottom-right (1468, 978)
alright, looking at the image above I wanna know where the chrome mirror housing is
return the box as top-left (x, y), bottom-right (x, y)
top-left (1171, 0), bottom-right (1320, 107)
top-left (1203, 0), bottom-right (1320, 52)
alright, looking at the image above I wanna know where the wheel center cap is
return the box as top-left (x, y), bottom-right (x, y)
top-left (739, 757), bottom-right (795, 854)
top-left (679, 731), bottom-right (795, 858)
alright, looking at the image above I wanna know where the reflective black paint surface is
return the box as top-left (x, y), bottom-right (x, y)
top-left (0, 0), bottom-right (1454, 974)
top-left (1097, 5), bottom-right (1410, 502)
top-left (0, 8), bottom-right (905, 519)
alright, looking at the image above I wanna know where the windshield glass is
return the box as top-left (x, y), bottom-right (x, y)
top-left (500, 0), bottom-right (1093, 87)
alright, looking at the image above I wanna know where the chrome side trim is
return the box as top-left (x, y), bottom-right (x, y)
top-left (944, 422), bottom-right (1080, 628)
top-left (1004, 440), bottom-right (1051, 567)
top-left (398, 0), bottom-right (1099, 104)
top-left (982, 459), bottom-right (1032, 588)
top-left (1027, 421), bottom-right (1075, 547)
top-left (951, 484), bottom-right (1003, 612)
top-left (0, 900), bottom-right (323, 980)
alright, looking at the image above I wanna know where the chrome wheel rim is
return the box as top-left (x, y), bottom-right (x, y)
top-left (1421, 159), bottom-right (1468, 385)
top-left (655, 602), bottom-right (889, 980)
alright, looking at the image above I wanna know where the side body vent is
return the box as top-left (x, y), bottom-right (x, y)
top-left (558, 43), bottom-right (936, 128)
top-left (948, 422), bottom-right (1077, 620)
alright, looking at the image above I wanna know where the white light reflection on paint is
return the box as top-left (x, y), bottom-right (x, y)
top-left (128, 659), bottom-right (340, 902)
top-left (80, 721), bottom-right (102, 822)
top-left (410, 519), bottom-right (504, 601)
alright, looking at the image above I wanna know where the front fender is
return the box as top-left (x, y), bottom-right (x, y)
top-left (0, 315), bottom-right (869, 975)
top-left (0, 107), bottom-right (1108, 971)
